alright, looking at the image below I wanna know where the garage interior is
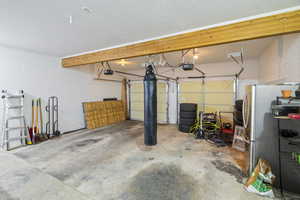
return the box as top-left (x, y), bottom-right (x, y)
top-left (0, 2), bottom-right (300, 200)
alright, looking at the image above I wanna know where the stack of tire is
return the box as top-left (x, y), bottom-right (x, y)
top-left (179, 103), bottom-right (197, 133)
top-left (234, 100), bottom-right (243, 126)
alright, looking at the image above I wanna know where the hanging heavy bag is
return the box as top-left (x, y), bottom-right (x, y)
top-left (144, 64), bottom-right (157, 146)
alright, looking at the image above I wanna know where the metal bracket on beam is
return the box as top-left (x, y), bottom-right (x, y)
top-left (230, 55), bottom-right (240, 65)
top-left (182, 49), bottom-right (191, 57)
top-left (114, 70), bottom-right (144, 78)
top-left (155, 73), bottom-right (177, 81)
top-left (94, 78), bottom-right (122, 83)
top-left (95, 62), bottom-right (104, 79)
top-left (237, 67), bottom-right (245, 77)
top-left (195, 67), bottom-right (205, 75)
top-left (181, 74), bottom-right (236, 79)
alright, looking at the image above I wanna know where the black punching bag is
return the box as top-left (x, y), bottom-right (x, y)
top-left (144, 65), bottom-right (157, 146)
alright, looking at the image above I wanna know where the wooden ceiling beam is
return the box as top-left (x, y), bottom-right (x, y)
top-left (62, 10), bottom-right (300, 67)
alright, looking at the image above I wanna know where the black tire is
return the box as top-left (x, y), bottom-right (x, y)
top-left (234, 119), bottom-right (243, 126)
top-left (179, 118), bottom-right (195, 126)
top-left (234, 110), bottom-right (243, 126)
top-left (234, 110), bottom-right (243, 121)
top-left (235, 100), bottom-right (243, 111)
top-left (179, 124), bottom-right (191, 133)
top-left (180, 103), bottom-right (197, 112)
top-left (180, 111), bottom-right (197, 119)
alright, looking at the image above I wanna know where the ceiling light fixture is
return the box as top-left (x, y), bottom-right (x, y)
top-left (193, 49), bottom-right (198, 60)
top-left (81, 6), bottom-right (92, 14)
top-left (69, 15), bottom-right (73, 24)
top-left (116, 59), bottom-right (130, 66)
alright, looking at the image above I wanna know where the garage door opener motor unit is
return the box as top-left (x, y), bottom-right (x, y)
top-left (102, 62), bottom-right (114, 75)
top-left (181, 63), bottom-right (194, 71)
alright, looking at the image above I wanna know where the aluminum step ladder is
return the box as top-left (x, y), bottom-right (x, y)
top-left (1, 90), bottom-right (31, 150)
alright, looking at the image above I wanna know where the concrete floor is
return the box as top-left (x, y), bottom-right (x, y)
top-left (0, 121), bottom-right (274, 200)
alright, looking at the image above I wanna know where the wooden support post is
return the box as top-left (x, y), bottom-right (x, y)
top-left (121, 79), bottom-right (128, 119)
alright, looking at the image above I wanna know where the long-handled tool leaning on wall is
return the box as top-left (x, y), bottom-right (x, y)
top-left (28, 98), bottom-right (52, 143)
top-left (35, 98), bottom-right (40, 142)
top-left (28, 99), bottom-right (35, 144)
top-left (38, 98), bottom-right (47, 139)
top-left (2, 93), bottom-right (61, 149)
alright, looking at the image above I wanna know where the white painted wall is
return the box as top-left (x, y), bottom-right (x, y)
top-left (259, 32), bottom-right (300, 84)
top-left (0, 45), bottom-right (121, 135)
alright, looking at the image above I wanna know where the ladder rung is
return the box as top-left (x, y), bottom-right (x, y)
top-left (234, 136), bottom-right (245, 140)
top-left (7, 136), bottom-right (27, 142)
top-left (7, 116), bottom-right (24, 120)
top-left (8, 106), bottom-right (23, 109)
top-left (5, 95), bottom-right (24, 99)
top-left (6, 127), bottom-right (26, 131)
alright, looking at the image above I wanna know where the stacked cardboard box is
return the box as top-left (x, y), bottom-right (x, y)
top-left (83, 100), bottom-right (125, 129)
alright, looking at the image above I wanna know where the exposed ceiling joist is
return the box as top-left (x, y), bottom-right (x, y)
top-left (62, 10), bottom-right (300, 67)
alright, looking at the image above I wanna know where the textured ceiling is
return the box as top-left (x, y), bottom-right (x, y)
top-left (0, 0), bottom-right (299, 56)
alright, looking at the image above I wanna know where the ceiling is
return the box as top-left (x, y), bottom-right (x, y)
top-left (0, 1), bottom-right (299, 57)
top-left (109, 36), bottom-right (275, 71)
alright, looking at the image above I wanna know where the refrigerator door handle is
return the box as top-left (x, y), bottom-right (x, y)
top-left (249, 85), bottom-right (256, 173)
top-left (242, 95), bottom-right (246, 128)
top-left (243, 94), bottom-right (249, 129)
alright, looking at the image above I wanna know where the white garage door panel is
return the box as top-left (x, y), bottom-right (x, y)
top-left (131, 111), bottom-right (167, 122)
top-left (131, 102), bottom-right (166, 112)
top-left (179, 79), bottom-right (235, 118)
top-left (205, 80), bottom-right (234, 92)
top-left (131, 102), bottom-right (143, 111)
top-left (180, 81), bottom-right (203, 92)
top-left (179, 93), bottom-right (203, 103)
top-left (205, 105), bottom-right (233, 113)
top-left (131, 111), bottom-right (144, 120)
top-left (179, 81), bottom-right (205, 113)
top-left (130, 81), bottom-right (168, 123)
top-left (131, 84), bottom-right (144, 92)
top-left (205, 93), bottom-right (234, 105)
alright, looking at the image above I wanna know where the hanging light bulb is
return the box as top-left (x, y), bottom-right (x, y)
top-left (121, 59), bottom-right (126, 66)
top-left (159, 54), bottom-right (167, 66)
top-left (116, 59), bottom-right (131, 66)
top-left (69, 15), bottom-right (73, 24)
top-left (193, 49), bottom-right (198, 60)
top-left (81, 6), bottom-right (92, 14)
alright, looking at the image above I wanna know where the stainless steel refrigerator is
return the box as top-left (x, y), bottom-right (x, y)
top-left (243, 85), bottom-right (296, 183)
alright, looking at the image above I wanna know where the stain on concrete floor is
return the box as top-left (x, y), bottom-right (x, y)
top-left (0, 187), bottom-right (19, 200)
top-left (211, 160), bottom-right (246, 184)
top-left (76, 138), bottom-right (103, 146)
top-left (122, 163), bottom-right (200, 200)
